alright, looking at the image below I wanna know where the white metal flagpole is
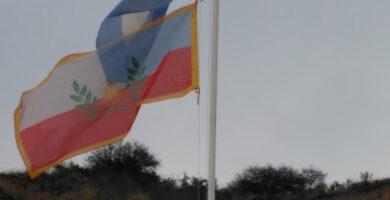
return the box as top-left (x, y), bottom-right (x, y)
top-left (208, 0), bottom-right (219, 199)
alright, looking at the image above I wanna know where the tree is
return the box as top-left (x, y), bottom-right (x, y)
top-left (85, 141), bottom-right (161, 199)
top-left (86, 141), bottom-right (159, 174)
top-left (227, 165), bottom-right (308, 200)
top-left (177, 174), bottom-right (207, 200)
top-left (360, 171), bottom-right (373, 183)
top-left (302, 167), bottom-right (326, 190)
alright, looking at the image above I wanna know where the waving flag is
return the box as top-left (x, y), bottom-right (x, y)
top-left (14, 1), bottom-right (198, 179)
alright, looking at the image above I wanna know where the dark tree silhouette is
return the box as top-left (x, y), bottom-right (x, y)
top-left (302, 167), bottom-right (327, 190)
top-left (86, 141), bottom-right (159, 174)
top-left (223, 165), bottom-right (327, 200)
top-left (84, 141), bottom-right (161, 199)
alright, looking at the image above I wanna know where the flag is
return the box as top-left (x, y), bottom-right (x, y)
top-left (14, 1), bottom-right (198, 179)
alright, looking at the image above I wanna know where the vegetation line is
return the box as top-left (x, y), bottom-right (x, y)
top-left (0, 142), bottom-right (388, 200)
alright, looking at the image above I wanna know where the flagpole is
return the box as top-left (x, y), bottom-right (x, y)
top-left (208, 0), bottom-right (219, 199)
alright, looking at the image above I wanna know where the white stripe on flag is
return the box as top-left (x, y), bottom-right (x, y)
top-left (19, 52), bottom-right (107, 131)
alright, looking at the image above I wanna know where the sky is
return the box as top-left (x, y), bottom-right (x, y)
top-left (2, 0), bottom-right (390, 186)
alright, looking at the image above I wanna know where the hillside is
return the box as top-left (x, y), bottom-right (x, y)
top-left (1, 142), bottom-right (390, 200)
top-left (320, 186), bottom-right (390, 200)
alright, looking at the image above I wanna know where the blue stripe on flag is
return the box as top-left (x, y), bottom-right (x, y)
top-left (151, 6), bottom-right (169, 21)
top-left (96, 0), bottom-right (172, 48)
top-left (96, 16), bottom-right (122, 48)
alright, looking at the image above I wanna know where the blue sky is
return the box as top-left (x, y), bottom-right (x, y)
top-left (2, 0), bottom-right (390, 185)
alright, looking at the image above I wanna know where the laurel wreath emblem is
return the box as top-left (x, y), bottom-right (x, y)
top-left (70, 56), bottom-right (147, 121)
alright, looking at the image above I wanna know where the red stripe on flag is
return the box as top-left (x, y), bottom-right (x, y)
top-left (143, 47), bottom-right (193, 100)
top-left (21, 93), bottom-right (139, 170)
